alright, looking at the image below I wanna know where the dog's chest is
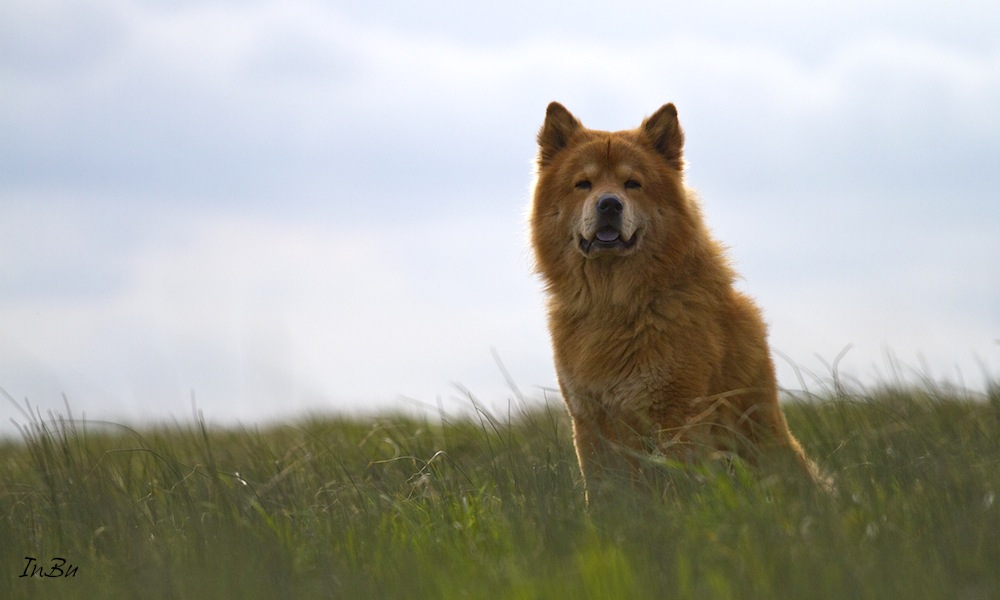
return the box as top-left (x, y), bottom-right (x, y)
top-left (551, 294), bottom-right (724, 414)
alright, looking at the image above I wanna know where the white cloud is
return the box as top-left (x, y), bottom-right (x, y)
top-left (2, 1), bottom-right (998, 432)
top-left (5, 1), bottom-right (999, 203)
top-left (1, 200), bottom-right (551, 428)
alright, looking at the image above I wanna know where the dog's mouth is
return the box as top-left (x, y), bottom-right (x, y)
top-left (579, 226), bottom-right (638, 254)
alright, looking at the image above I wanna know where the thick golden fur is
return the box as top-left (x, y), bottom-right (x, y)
top-left (531, 102), bottom-right (819, 499)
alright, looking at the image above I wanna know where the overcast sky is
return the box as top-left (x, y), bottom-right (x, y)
top-left (2, 1), bottom-right (998, 433)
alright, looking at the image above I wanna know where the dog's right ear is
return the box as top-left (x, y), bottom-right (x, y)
top-left (538, 102), bottom-right (582, 168)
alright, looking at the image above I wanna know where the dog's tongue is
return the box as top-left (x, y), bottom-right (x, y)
top-left (596, 228), bottom-right (620, 243)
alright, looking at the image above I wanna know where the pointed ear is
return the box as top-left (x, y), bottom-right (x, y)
top-left (537, 102), bottom-right (582, 168)
top-left (641, 103), bottom-right (684, 169)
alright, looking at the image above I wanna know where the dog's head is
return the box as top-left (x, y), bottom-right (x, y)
top-left (531, 102), bottom-right (695, 286)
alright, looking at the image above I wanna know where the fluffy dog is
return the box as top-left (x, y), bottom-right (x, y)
top-left (530, 102), bottom-right (820, 499)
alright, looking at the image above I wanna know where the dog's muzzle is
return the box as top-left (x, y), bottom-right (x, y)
top-left (579, 194), bottom-right (638, 254)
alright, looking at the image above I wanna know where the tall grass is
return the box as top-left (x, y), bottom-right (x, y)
top-left (2, 380), bottom-right (999, 599)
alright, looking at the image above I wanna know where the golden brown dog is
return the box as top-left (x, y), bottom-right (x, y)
top-left (530, 102), bottom-right (820, 500)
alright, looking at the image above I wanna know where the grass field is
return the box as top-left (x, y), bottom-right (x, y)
top-left (2, 379), bottom-right (999, 599)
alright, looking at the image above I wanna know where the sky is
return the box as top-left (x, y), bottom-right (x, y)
top-left (2, 0), bottom-right (998, 434)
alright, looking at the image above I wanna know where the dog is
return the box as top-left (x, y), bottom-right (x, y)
top-left (530, 102), bottom-right (821, 500)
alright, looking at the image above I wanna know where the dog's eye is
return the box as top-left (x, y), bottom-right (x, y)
top-left (624, 179), bottom-right (642, 190)
top-left (574, 180), bottom-right (592, 191)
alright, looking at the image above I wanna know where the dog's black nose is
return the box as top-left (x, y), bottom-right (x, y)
top-left (597, 194), bottom-right (623, 215)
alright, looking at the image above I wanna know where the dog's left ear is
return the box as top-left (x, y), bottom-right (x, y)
top-left (641, 103), bottom-right (685, 170)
